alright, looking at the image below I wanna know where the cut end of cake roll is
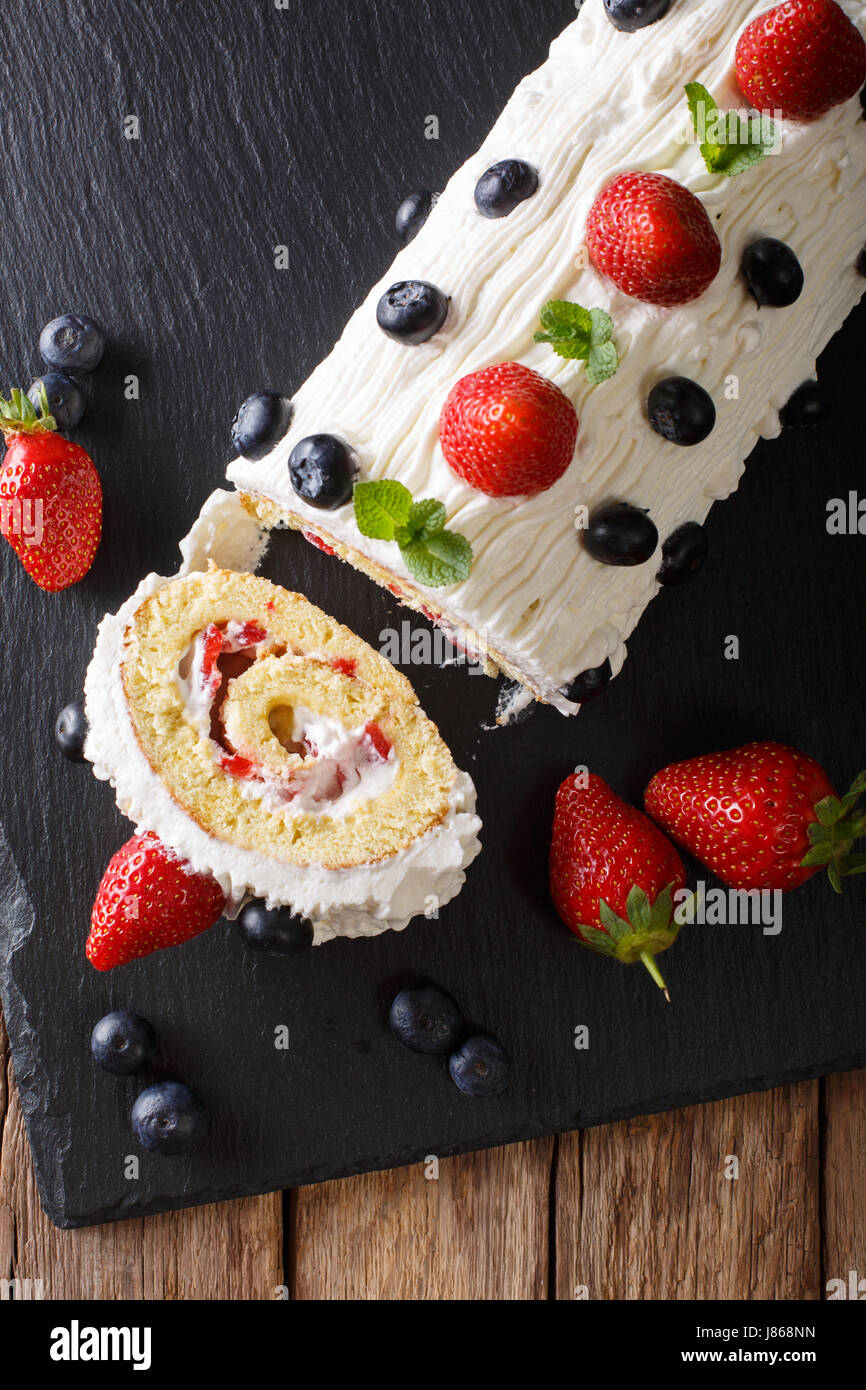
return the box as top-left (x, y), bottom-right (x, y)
top-left (84, 565), bottom-right (482, 944)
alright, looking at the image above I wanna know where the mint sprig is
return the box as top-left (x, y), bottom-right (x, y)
top-left (685, 82), bottom-right (778, 178)
top-left (534, 301), bottom-right (619, 384)
top-left (353, 480), bottom-right (472, 588)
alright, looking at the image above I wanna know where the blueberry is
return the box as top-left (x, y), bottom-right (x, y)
top-left (780, 380), bottom-right (830, 429)
top-left (657, 521), bottom-right (709, 587)
top-left (54, 700), bottom-right (88, 761)
top-left (741, 238), bottom-right (804, 308)
top-left (288, 434), bottom-right (358, 509)
top-left (395, 190), bottom-right (436, 244)
top-left (131, 1081), bottom-right (207, 1156)
top-left (448, 1034), bottom-right (510, 1097)
top-left (647, 376), bottom-right (716, 447)
top-left (565, 659), bottom-right (612, 704)
top-left (231, 391), bottom-right (294, 461)
top-left (389, 984), bottom-right (463, 1055)
top-left (474, 160), bottom-right (538, 219)
top-left (376, 280), bottom-right (449, 345)
top-left (603, 0), bottom-right (671, 30)
top-left (237, 900), bottom-right (314, 955)
top-left (584, 503), bottom-right (658, 566)
top-left (91, 1011), bottom-right (157, 1076)
top-left (39, 314), bottom-right (105, 373)
top-left (28, 374), bottom-right (85, 432)
top-left (858, 244), bottom-right (866, 277)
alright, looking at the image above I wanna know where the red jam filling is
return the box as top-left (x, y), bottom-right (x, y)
top-left (363, 720), bottom-right (392, 763)
top-left (192, 625), bottom-right (393, 807)
top-left (302, 529), bottom-right (337, 557)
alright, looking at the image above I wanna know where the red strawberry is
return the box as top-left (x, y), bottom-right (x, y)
top-left (586, 172), bottom-right (722, 308)
top-left (735, 0), bottom-right (866, 123)
top-left (645, 742), bottom-right (866, 894)
top-left (439, 361), bottom-right (578, 498)
top-left (87, 832), bottom-right (227, 971)
top-left (0, 386), bottom-right (101, 591)
top-left (550, 772), bottom-right (687, 997)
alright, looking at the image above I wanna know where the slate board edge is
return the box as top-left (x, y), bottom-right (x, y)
top-left (21, 1051), bottom-right (866, 1229)
top-left (8, 961), bottom-right (866, 1234)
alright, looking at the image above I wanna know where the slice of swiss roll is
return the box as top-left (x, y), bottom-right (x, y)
top-left (85, 563), bottom-right (481, 944)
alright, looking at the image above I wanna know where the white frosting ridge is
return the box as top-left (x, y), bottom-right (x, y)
top-left (226, 0), bottom-right (866, 712)
top-left (84, 517), bottom-right (482, 945)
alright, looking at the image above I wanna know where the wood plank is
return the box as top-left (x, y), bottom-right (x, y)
top-left (821, 1069), bottom-right (866, 1299)
top-left (1, 1007), bottom-right (285, 1300)
top-left (293, 1138), bottom-right (555, 1300)
top-left (555, 1085), bottom-right (820, 1300)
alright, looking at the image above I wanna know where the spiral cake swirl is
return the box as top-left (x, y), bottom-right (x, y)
top-left (85, 562), bottom-right (481, 943)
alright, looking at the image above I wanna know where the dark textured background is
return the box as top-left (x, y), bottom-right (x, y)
top-left (0, 0), bottom-right (864, 1228)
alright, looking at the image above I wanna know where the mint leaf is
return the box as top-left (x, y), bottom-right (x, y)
top-left (425, 529), bottom-right (472, 574)
top-left (538, 300), bottom-right (593, 342)
top-left (400, 528), bottom-right (473, 587)
top-left (722, 136), bottom-right (776, 177)
top-left (586, 314), bottom-right (617, 384)
top-left (586, 342), bottom-right (618, 384)
top-left (406, 497), bottom-right (446, 539)
top-left (535, 301), bottom-right (593, 359)
top-left (588, 308), bottom-right (613, 346)
top-left (353, 479), bottom-right (413, 540)
top-left (686, 82), bottom-right (724, 170)
top-left (535, 300), bottom-right (619, 383)
top-left (353, 480), bottom-right (472, 586)
top-left (537, 335), bottom-right (591, 362)
top-left (685, 81), bottom-right (777, 178)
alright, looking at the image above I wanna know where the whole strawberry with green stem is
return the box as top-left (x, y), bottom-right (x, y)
top-left (0, 383), bottom-right (102, 591)
top-left (550, 772), bottom-right (688, 999)
top-left (645, 742), bottom-right (866, 894)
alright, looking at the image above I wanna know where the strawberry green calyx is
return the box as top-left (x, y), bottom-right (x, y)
top-left (0, 384), bottom-right (57, 437)
top-left (576, 882), bottom-right (683, 1000)
top-left (802, 770), bottom-right (866, 893)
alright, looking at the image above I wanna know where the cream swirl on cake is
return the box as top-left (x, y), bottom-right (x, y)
top-left (226, 0), bottom-right (866, 714)
top-left (85, 557), bottom-right (481, 944)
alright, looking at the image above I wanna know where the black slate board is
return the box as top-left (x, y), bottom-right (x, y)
top-left (1, 0), bottom-right (865, 1229)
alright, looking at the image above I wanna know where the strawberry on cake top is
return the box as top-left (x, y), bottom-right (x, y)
top-left (226, 0), bottom-right (866, 715)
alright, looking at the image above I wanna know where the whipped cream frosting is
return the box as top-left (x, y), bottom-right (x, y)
top-left (226, 0), bottom-right (866, 713)
top-left (84, 513), bottom-right (482, 945)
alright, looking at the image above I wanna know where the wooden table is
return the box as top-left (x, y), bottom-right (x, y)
top-left (1, 1008), bottom-right (862, 1299)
